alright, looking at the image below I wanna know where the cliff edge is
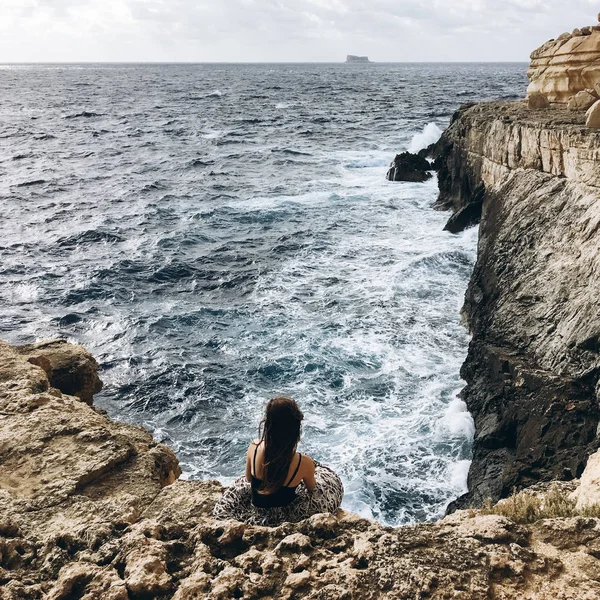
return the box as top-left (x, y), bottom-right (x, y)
top-left (435, 100), bottom-right (600, 510)
top-left (4, 339), bottom-right (600, 599)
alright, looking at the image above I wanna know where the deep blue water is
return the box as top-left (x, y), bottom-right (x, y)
top-left (0, 62), bottom-right (528, 525)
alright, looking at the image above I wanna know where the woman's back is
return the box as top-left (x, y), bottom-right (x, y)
top-left (213, 396), bottom-right (344, 526)
top-left (248, 440), bottom-right (314, 508)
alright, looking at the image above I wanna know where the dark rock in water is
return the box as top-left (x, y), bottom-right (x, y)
top-left (417, 143), bottom-right (436, 159)
top-left (58, 313), bottom-right (83, 327)
top-left (386, 152), bottom-right (432, 182)
top-left (418, 142), bottom-right (445, 172)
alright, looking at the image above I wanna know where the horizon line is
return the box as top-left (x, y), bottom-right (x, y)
top-left (0, 60), bottom-right (530, 65)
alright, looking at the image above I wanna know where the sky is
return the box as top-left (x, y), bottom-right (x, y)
top-left (0, 0), bottom-right (598, 63)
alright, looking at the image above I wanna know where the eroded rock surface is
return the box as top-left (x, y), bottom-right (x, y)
top-left (3, 340), bottom-right (600, 599)
top-left (434, 101), bottom-right (600, 509)
top-left (528, 29), bottom-right (600, 102)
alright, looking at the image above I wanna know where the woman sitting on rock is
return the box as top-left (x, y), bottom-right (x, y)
top-left (213, 397), bottom-right (344, 526)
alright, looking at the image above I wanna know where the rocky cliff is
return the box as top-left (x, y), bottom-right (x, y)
top-left (527, 27), bottom-right (600, 102)
top-left (434, 100), bottom-right (600, 510)
top-left (4, 339), bottom-right (600, 599)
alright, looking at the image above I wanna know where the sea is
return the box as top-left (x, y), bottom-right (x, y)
top-left (0, 62), bottom-right (528, 525)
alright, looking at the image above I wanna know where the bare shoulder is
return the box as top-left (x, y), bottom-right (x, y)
top-left (247, 439), bottom-right (261, 455)
top-left (300, 453), bottom-right (315, 473)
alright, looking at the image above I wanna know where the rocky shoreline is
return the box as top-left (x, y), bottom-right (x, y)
top-left (4, 339), bottom-right (600, 599)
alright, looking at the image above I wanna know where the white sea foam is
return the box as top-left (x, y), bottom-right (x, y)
top-left (344, 157), bottom-right (389, 169)
top-left (444, 396), bottom-right (475, 438)
top-left (407, 122), bottom-right (443, 154)
top-left (201, 129), bottom-right (223, 140)
top-left (207, 90), bottom-right (222, 97)
top-left (449, 460), bottom-right (471, 493)
top-left (8, 283), bottom-right (40, 303)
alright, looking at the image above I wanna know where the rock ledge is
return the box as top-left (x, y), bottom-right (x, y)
top-left (3, 339), bottom-right (600, 599)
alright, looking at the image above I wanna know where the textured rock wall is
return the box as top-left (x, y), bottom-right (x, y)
top-left (527, 29), bottom-right (600, 102)
top-left (435, 101), bottom-right (600, 509)
top-left (5, 339), bottom-right (600, 599)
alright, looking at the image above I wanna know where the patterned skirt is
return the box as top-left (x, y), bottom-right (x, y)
top-left (213, 463), bottom-right (344, 527)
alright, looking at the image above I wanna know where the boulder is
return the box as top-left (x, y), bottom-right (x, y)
top-left (528, 92), bottom-right (550, 109)
top-left (586, 99), bottom-right (600, 128)
top-left (568, 90), bottom-right (598, 111)
top-left (386, 151), bottom-right (432, 182)
top-left (16, 339), bottom-right (102, 404)
top-left (571, 450), bottom-right (600, 509)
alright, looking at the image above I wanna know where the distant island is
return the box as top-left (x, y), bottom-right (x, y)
top-left (345, 55), bottom-right (371, 64)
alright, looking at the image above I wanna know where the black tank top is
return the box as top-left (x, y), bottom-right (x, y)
top-left (250, 442), bottom-right (302, 509)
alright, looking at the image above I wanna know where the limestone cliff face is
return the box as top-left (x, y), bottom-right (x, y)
top-left (527, 29), bottom-right (600, 102)
top-left (4, 339), bottom-right (600, 599)
top-left (435, 101), bottom-right (600, 509)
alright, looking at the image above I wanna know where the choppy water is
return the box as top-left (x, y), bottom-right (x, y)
top-left (0, 62), bottom-right (528, 525)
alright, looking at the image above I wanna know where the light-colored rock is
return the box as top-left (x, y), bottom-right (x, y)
top-left (124, 551), bottom-right (172, 595)
top-left (284, 569), bottom-right (311, 589)
top-left (528, 91), bottom-right (550, 108)
top-left (586, 99), bottom-right (600, 127)
top-left (2, 338), bottom-right (600, 598)
top-left (568, 89), bottom-right (597, 110)
top-left (528, 30), bottom-right (600, 102)
top-left (16, 339), bottom-right (102, 404)
top-left (46, 563), bottom-right (128, 600)
top-left (0, 341), bottom-right (180, 511)
top-left (571, 450), bottom-right (600, 509)
top-left (276, 532), bottom-right (312, 552)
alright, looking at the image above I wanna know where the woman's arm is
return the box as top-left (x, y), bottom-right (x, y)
top-left (302, 456), bottom-right (316, 492)
top-left (245, 442), bottom-right (256, 482)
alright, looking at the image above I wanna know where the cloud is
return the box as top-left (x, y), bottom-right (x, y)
top-left (0, 0), bottom-right (598, 61)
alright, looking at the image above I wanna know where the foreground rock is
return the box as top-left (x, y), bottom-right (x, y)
top-left (434, 101), bottom-right (600, 509)
top-left (386, 151), bottom-right (432, 182)
top-left (527, 91), bottom-right (550, 109)
top-left (4, 339), bottom-right (600, 599)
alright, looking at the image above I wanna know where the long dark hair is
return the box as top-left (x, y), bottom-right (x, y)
top-left (258, 397), bottom-right (304, 493)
